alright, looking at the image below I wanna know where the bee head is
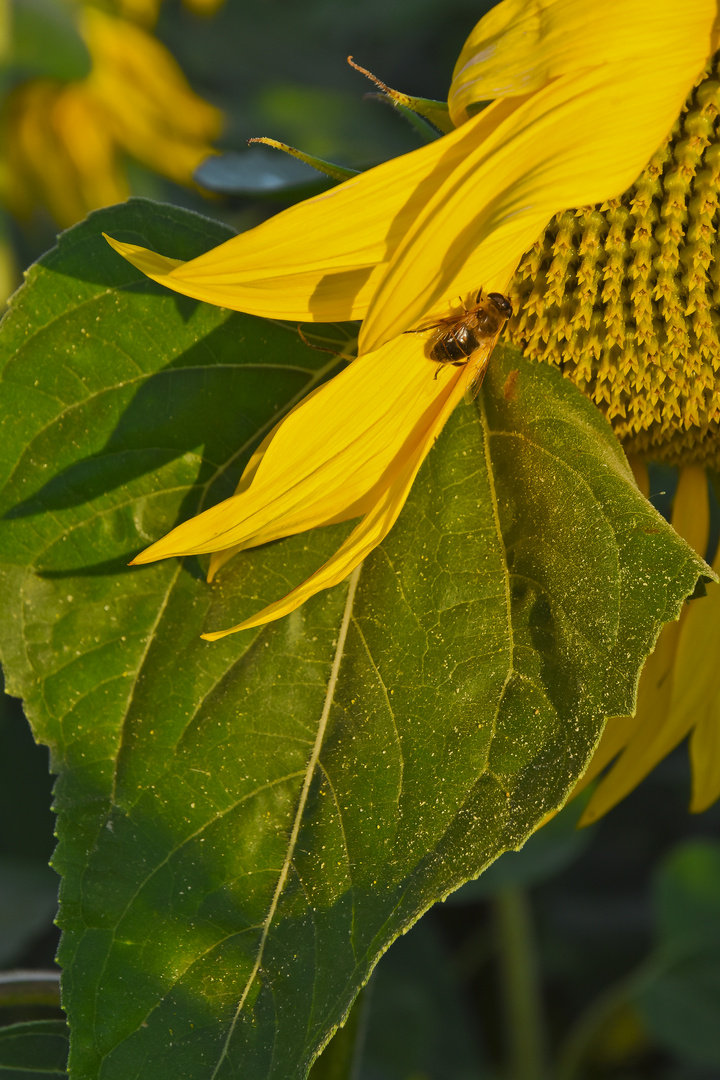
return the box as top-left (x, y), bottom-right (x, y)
top-left (487, 292), bottom-right (513, 318)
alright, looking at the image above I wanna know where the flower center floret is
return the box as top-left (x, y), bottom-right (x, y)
top-left (507, 53), bottom-right (720, 468)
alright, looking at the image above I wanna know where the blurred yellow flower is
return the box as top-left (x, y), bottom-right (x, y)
top-left (1, 7), bottom-right (221, 228)
top-left (114, 0), bottom-right (224, 27)
top-left (108, 0), bottom-right (716, 639)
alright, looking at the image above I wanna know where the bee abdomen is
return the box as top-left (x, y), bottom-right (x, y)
top-left (430, 323), bottom-right (480, 363)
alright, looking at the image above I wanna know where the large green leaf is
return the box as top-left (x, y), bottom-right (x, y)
top-left (446, 792), bottom-right (594, 903)
top-left (0, 1021), bottom-right (68, 1080)
top-left (0, 199), bottom-right (706, 1080)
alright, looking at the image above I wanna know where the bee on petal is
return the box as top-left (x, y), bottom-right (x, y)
top-left (410, 290), bottom-right (512, 400)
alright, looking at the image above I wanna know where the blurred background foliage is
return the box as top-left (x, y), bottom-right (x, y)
top-left (1, 1), bottom-right (720, 1078)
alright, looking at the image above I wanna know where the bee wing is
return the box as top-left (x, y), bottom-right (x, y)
top-left (463, 341), bottom-right (494, 403)
top-left (406, 311), bottom-right (468, 335)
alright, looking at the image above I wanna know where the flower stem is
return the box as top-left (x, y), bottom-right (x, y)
top-left (494, 887), bottom-right (546, 1080)
top-left (0, 969), bottom-right (61, 1007)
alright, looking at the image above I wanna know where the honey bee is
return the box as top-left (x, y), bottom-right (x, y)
top-left (409, 290), bottom-right (513, 400)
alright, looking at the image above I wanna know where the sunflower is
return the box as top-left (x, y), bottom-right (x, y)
top-left (107, 0), bottom-right (720, 811)
top-left (502, 46), bottom-right (720, 818)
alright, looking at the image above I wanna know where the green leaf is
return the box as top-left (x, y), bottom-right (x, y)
top-left (445, 794), bottom-right (595, 902)
top-left (635, 841), bottom-right (720, 1066)
top-left (0, 199), bottom-right (706, 1080)
top-left (0, 1021), bottom-right (68, 1079)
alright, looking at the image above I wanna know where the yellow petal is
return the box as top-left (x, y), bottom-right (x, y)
top-left (677, 546), bottom-right (720, 812)
top-left (570, 710), bottom-right (646, 802)
top-left (682, 579), bottom-right (720, 811)
top-left (449, 0), bottom-right (717, 123)
top-left (578, 617), bottom-right (686, 824)
top-left (105, 0), bottom-right (716, 347)
top-left (103, 124), bottom-right (477, 321)
top-left (131, 333), bottom-right (466, 564)
top-left (81, 8), bottom-right (221, 187)
top-left (362, 6), bottom-right (716, 352)
top-left (1, 80), bottom-right (127, 228)
top-left (201, 358), bottom-right (467, 639)
top-left (206, 382), bottom-right (353, 583)
top-left (103, 235), bottom-right (184, 278)
top-left (627, 457), bottom-right (650, 499)
top-left (690, 701), bottom-right (720, 812)
top-left (671, 465), bottom-right (710, 558)
top-left (579, 467), bottom-right (713, 822)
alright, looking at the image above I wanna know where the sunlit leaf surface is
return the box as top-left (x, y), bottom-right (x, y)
top-left (0, 200), bottom-right (705, 1080)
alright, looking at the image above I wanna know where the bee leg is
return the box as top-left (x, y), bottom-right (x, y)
top-left (297, 324), bottom-right (341, 356)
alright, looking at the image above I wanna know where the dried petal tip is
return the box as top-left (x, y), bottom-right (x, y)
top-left (347, 56), bottom-right (454, 134)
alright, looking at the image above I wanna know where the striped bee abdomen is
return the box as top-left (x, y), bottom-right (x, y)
top-left (429, 322), bottom-right (480, 364)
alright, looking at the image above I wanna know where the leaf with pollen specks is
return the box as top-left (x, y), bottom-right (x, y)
top-left (0, 199), bottom-right (707, 1080)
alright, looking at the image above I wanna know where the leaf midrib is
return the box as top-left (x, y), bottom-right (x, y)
top-left (209, 563), bottom-right (364, 1080)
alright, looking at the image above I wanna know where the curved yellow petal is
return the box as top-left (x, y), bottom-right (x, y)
top-left (449, 0), bottom-right (717, 123)
top-left (680, 575), bottom-right (720, 811)
top-left (105, 0), bottom-right (716, 347)
top-left (103, 120), bottom-right (485, 321)
top-left (578, 617), bottom-right (685, 825)
top-left (361, 32), bottom-right (716, 351)
top-left (81, 8), bottom-right (221, 187)
top-left (679, 540), bottom-right (720, 813)
top-left (690, 699), bottom-right (720, 812)
top-left (201, 361), bottom-right (467, 639)
top-left (206, 381), bottom-right (361, 583)
top-left (131, 333), bottom-right (466, 564)
top-left (2, 81), bottom-right (127, 228)
top-left (627, 457), bottom-right (650, 499)
top-left (103, 235), bottom-right (184, 278)
top-left (578, 466), bottom-right (713, 823)
top-left (670, 465), bottom-right (710, 557)
top-left (570, 709), bottom-right (646, 802)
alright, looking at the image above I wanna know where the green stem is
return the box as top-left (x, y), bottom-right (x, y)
top-left (494, 887), bottom-right (546, 1080)
top-left (0, 969), bottom-right (61, 1008)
